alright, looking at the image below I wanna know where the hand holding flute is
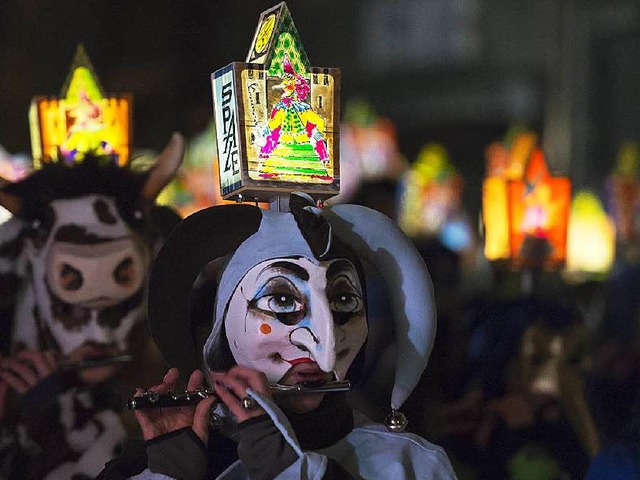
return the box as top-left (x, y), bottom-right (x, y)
top-left (133, 366), bottom-right (273, 444)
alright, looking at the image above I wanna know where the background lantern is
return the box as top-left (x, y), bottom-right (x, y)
top-left (29, 44), bottom-right (131, 167)
top-left (564, 190), bottom-right (615, 281)
top-left (507, 148), bottom-right (571, 269)
top-left (211, 1), bottom-right (340, 203)
top-left (398, 143), bottom-right (462, 238)
top-left (482, 130), bottom-right (537, 261)
top-left (605, 141), bottom-right (640, 245)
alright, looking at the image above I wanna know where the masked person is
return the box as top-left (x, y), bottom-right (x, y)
top-left (99, 193), bottom-right (458, 479)
top-left (0, 134), bottom-right (184, 480)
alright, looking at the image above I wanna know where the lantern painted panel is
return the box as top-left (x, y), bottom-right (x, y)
top-left (482, 130), bottom-right (538, 262)
top-left (483, 176), bottom-right (510, 261)
top-left (29, 45), bottom-right (131, 167)
top-left (211, 2), bottom-right (340, 202)
top-left (507, 149), bottom-right (571, 268)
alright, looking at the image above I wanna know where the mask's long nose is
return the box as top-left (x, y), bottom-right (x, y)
top-left (289, 295), bottom-right (336, 373)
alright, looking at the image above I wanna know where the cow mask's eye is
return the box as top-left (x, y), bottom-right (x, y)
top-left (60, 263), bottom-right (83, 291)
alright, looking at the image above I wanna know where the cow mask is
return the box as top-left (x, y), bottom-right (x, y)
top-left (0, 133), bottom-right (184, 357)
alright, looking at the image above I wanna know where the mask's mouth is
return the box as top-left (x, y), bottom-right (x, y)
top-left (280, 360), bottom-right (334, 387)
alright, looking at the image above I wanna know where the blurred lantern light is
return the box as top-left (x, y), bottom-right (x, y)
top-left (482, 130), bottom-right (538, 261)
top-left (483, 131), bottom-right (571, 269)
top-left (507, 149), bottom-right (571, 269)
top-left (564, 190), bottom-right (615, 281)
top-left (29, 44), bottom-right (131, 167)
top-left (332, 98), bottom-right (406, 204)
top-left (211, 2), bottom-right (340, 203)
top-left (398, 143), bottom-right (463, 239)
top-left (605, 141), bottom-right (640, 244)
top-left (0, 145), bottom-right (33, 224)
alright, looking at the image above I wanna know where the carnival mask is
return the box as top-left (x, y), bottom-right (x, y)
top-left (224, 257), bottom-right (367, 383)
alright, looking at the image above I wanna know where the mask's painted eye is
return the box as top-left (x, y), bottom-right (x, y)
top-left (250, 275), bottom-right (306, 326)
top-left (255, 293), bottom-right (302, 313)
top-left (254, 294), bottom-right (305, 325)
top-left (330, 292), bottom-right (363, 325)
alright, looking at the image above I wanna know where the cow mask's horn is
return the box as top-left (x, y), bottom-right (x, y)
top-left (322, 204), bottom-right (437, 411)
top-left (148, 204), bottom-right (262, 375)
top-left (139, 132), bottom-right (185, 206)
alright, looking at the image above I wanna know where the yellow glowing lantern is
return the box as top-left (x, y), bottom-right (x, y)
top-left (29, 44), bottom-right (131, 167)
top-left (482, 131), bottom-right (538, 261)
top-left (507, 149), bottom-right (571, 268)
top-left (565, 190), bottom-right (615, 280)
top-left (211, 2), bottom-right (340, 202)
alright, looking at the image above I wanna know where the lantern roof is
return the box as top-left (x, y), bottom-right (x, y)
top-left (246, 2), bottom-right (311, 77)
top-left (60, 44), bottom-right (105, 100)
top-left (612, 141), bottom-right (640, 178)
top-left (523, 148), bottom-right (550, 184)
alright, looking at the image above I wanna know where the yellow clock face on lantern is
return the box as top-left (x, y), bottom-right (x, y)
top-left (255, 14), bottom-right (276, 54)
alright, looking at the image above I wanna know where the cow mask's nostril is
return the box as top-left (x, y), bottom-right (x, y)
top-left (60, 263), bottom-right (83, 291)
top-left (114, 257), bottom-right (136, 287)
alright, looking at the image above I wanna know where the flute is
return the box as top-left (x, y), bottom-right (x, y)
top-left (127, 380), bottom-right (351, 410)
top-left (58, 354), bottom-right (133, 372)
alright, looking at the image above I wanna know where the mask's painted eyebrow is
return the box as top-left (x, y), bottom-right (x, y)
top-left (327, 259), bottom-right (356, 279)
top-left (260, 261), bottom-right (310, 281)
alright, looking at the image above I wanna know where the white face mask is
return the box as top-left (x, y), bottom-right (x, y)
top-left (224, 257), bottom-right (368, 383)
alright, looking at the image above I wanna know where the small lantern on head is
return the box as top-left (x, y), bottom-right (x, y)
top-left (210, 2), bottom-right (340, 204)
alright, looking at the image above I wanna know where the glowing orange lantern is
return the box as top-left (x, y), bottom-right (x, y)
top-left (507, 149), bottom-right (571, 268)
top-left (482, 131), bottom-right (537, 261)
top-left (29, 44), bottom-right (131, 167)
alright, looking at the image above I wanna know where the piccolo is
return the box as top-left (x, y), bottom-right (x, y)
top-left (58, 354), bottom-right (133, 372)
top-left (127, 380), bottom-right (351, 410)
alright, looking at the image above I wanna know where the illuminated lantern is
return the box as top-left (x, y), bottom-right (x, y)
top-left (0, 145), bottom-right (32, 223)
top-left (482, 131), bottom-right (537, 261)
top-left (333, 99), bottom-right (405, 204)
top-left (565, 190), bottom-right (615, 280)
top-left (398, 143), bottom-right (462, 239)
top-left (605, 141), bottom-right (640, 243)
top-left (211, 2), bottom-right (340, 202)
top-left (29, 44), bottom-right (131, 167)
top-left (507, 148), bottom-right (571, 269)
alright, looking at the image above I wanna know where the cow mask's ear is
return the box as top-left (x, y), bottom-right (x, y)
top-left (0, 180), bottom-right (22, 216)
top-left (138, 132), bottom-right (185, 210)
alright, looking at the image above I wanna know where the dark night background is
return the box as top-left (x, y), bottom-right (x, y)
top-left (1, 0), bottom-right (639, 219)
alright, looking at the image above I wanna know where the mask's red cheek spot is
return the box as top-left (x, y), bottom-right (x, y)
top-left (260, 323), bottom-right (272, 335)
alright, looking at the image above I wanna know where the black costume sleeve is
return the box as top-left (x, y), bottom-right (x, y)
top-left (146, 427), bottom-right (208, 480)
top-left (237, 414), bottom-right (298, 480)
top-left (237, 415), bottom-right (355, 480)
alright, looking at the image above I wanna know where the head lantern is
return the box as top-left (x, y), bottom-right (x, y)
top-left (148, 193), bottom-right (437, 417)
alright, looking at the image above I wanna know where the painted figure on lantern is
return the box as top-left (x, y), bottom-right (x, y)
top-left (61, 88), bottom-right (116, 161)
top-left (258, 54), bottom-right (331, 181)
